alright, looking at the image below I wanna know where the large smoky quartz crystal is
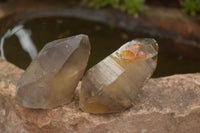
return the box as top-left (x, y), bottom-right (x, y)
top-left (15, 34), bottom-right (91, 109)
top-left (79, 38), bottom-right (158, 114)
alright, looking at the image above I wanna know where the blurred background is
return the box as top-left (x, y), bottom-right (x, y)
top-left (0, 0), bottom-right (200, 77)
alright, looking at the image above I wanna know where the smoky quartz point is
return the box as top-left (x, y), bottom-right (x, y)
top-left (79, 38), bottom-right (158, 114)
top-left (15, 34), bottom-right (91, 109)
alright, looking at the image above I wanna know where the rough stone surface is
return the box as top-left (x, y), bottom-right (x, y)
top-left (15, 34), bottom-right (91, 109)
top-left (0, 57), bottom-right (200, 133)
top-left (80, 39), bottom-right (158, 114)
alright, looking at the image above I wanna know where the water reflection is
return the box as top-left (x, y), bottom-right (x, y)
top-left (0, 24), bottom-right (38, 60)
top-left (0, 16), bottom-right (200, 77)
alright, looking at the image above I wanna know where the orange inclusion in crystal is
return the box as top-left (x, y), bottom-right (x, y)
top-left (120, 44), bottom-right (147, 63)
top-left (154, 58), bottom-right (158, 65)
top-left (121, 50), bottom-right (136, 63)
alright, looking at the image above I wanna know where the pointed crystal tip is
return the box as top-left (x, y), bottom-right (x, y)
top-left (79, 38), bottom-right (158, 114)
top-left (15, 34), bottom-right (91, 109)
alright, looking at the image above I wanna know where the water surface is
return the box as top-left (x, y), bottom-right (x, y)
top-left (1, 16), bottom-right (200, 77)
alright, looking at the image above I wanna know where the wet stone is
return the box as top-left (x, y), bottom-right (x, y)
top-left (79, 38), bottom-right (158, 114)
top-left (15, 34), bottom-right (91, 109)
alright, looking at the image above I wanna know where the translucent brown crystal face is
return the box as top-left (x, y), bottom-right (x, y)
top-left (79, 38), bottom-right (158, 114)
top-left (15, 34), bottom-right (91, 109)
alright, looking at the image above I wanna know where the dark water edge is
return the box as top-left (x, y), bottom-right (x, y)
top-left (1, 16), bottom-right (200, 78)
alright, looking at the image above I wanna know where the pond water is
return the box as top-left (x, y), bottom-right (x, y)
top-left (0, 16), bottom-right (200, 77)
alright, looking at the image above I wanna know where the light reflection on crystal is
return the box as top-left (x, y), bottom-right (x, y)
top-left (15, 34), bottom-right (91, 109)
top-left (79, 38), bottom-right (158, 114)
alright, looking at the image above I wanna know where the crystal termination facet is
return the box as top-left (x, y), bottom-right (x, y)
top-left (79, 38), bottom-right (158, 114)
top-left (15, 34), bottom-right (91, 109)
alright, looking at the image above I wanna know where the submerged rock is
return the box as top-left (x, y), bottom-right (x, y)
top-left (15, 34), bottom-right (91, 109)
top-left (79, 38), bottom-right (158, 114)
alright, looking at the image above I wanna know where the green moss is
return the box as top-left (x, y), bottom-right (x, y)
top-left (122, 0), bottom-right (146, 15)
top-left (82, 0), bottom-right (146, 15)
top-left (182, 0), bottom-right (200, 16)
top-left (83, 0), bottom-right (119, 9)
